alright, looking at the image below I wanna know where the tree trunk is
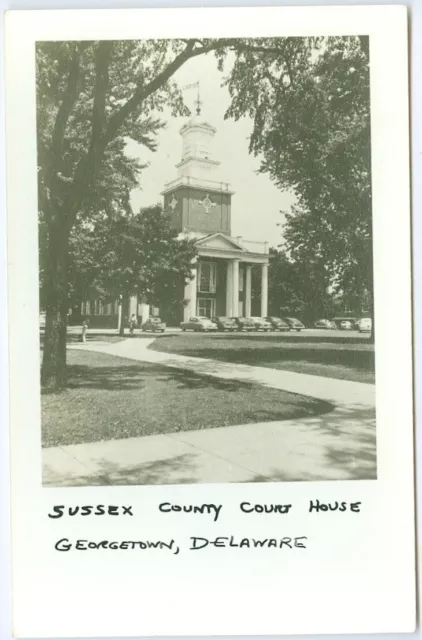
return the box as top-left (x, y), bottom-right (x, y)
top-left (118, 295), bottom-right (129, 336)
top-left (118, 302), bottom-right (125, 336)
top-left (41, 223), bottom-right (70, 390)
top-left (117, 297), bottom-right (123, 335)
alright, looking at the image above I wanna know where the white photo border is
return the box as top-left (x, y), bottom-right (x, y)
top-left (4, 5), bottom-right (415, 637)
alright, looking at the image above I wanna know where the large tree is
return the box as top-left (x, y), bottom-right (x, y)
top-left (266, 247), bottom-right (335, 324)
top-left (37, 38), bottom-right (235, 388)
top-left (221, 36), bottom-right (373, 326)
top-left (88, 205), bottom-right (198, 334)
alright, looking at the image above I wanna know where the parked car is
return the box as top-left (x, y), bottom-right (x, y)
top-left (265, 317), bottom-right (291, 332)
top-left (314, 319), bottom-right (335, 329)
top-left (282, 317), bottom-right (305, 332)
top-left (249, 317), bottom-right (273, 331)
top-left (332, 317), bottom-right (357, 330)
top-left (142, 317), bottom-right (166, 333)
top-left (180, 316), bottom-right (218, 332)
top-left (339, 319), bottom-right (354, 330)
top-left (356, 317), bottom-right (372, 333)
top-left (213, 316), bottom-right (238, 331)
top-left (232, 317), bottom-right (256, 332)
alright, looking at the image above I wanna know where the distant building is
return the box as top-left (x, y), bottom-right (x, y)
top-left (79, 112), bottom-right (270, 327)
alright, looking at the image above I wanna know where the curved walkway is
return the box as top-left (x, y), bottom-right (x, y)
top-left (42, 338), bottom-right (376, 486)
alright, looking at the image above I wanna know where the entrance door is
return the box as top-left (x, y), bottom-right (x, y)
top-left (197, 298), bottom-right (215, 318)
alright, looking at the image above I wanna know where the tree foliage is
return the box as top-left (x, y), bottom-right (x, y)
top-left (222, 36), bottom-right (372, 317)
top-left (37, 38), bottom-right (231, 387)
top-left (89, 204), bottom-right (197, 307)
top-left (266, 248), bottom-right (335, 323)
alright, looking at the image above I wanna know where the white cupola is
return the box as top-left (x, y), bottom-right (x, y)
top-left (176, 116), bottom-right (221, 182)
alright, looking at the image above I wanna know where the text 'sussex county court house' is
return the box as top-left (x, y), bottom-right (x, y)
top-left (82, 111), bottom-right (270, 326)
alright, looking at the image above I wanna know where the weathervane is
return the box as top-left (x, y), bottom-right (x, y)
top-left (182, 81), bottom-right (202, 116)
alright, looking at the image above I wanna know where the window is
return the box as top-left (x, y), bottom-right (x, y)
top-left (198, 262), bottom-right (216, 293)
top-left (197, 298), bottom-right (215, 318)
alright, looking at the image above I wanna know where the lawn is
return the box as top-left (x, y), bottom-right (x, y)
top-left (149, 333), bottom-right (375, 384)
top-left (41, 349), bottom-right (333, 448)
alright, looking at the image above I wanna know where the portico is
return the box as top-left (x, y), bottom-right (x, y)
top-left (182, 235), bottom-right (269, 322)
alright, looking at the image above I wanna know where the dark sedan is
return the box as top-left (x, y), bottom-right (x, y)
top-left (282, 317), bottom-right (305, 332)
top-left (232, 317), bottom-right (256, 332)
top-left (265, 317), bottom-right (290, 331)
top-left (213, 317), bottom-right (238, 331)
top-left (141, 317), bottom-right (166, 333)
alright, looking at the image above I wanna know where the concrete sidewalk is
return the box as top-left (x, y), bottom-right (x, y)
top-left (42, 338), bottom-right (376, 486)
top-left (68, 337), bottom-right (375, 408)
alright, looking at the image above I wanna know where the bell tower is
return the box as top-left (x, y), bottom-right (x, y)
top-left (161, 106), bottom-right (234, 236)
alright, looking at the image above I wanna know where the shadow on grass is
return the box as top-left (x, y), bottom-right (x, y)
top-left (42, 362), bottom-right (269, 393)
top-left (42, 359), bottom-right (336, 409)
top-left (152, 332), bottom-right (374, 346)
top-left (153, 344), bottom-right (374, 372)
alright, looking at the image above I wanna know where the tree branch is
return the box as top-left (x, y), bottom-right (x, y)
top-left (103, 40), bottom-right (198, 145)
top-left (102, 39), bottom-right (283, 145)
top-left (50, 46), bottom-right (82, 166)
top-left (91, 40), bottom-right (113, 150)
top-left (66, 38), bottom-right (287, 225)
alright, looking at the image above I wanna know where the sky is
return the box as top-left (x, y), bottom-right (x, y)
top-left (127, 51), bottom-right (296, 246)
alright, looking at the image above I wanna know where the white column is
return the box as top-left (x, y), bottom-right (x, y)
top-left (260, 263), bottom-right (269, 317)
top-left (139, 303), bottom-right (150, 322)
top-left (184, 262), bottom-right (198, 321)
top-left (232, 260), bottom-right (239, 317)
top-left (245, 265), bottom-right (252, 317)
top-left (226, 262), bottom-right (233, 317)
top-left (129, 295), bottom-right (138, 316)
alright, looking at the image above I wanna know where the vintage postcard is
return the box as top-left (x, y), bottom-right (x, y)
top-left (5, 4), bottom-right (415, 637)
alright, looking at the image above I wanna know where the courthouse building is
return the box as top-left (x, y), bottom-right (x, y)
top-left (80, 112), bottom-right (270, 327)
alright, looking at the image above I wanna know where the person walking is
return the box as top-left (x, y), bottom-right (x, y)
top-left (129, 313), bottom-right (137, 335)
top-left (81, 318), bottom-right (88, 343)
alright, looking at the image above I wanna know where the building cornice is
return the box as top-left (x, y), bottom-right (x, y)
top-left (161, 176), bottom-right (235, 196)
top-left (176, 156), bottom-right (221, 169)
top-left (180, 120), bottom-right (217, 136)
top-left (197, 246), bottom-right (269, 264)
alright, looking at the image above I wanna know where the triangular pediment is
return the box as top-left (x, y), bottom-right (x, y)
top-left (196, 233), bottom-right (244, 252)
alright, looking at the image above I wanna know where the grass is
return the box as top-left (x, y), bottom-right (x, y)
top-left (41, 349), bottom-right (333, 448)
top-left (148, 333), bottom-right (375, 384)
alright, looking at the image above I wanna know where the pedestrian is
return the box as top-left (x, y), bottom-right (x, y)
top-left (81, 318), bottom-right (88, 343)
top-left (129, 313), bottom-right (137, 335)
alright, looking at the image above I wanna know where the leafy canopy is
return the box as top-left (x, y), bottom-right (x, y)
top-left (68, 205), bottom-right (197, 309)
top-left (221, 36), bottom-right (372, 309)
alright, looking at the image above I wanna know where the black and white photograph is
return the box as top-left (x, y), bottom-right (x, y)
top-left (37, 34), bottom-right (376, 487)
top-left (4, 5), bottom-right (416, 637)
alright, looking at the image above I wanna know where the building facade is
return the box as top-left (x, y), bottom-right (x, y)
top-left (161, 113), bottom-right (269, 323)
top-left (79, 113), bottom-right (269, 327)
